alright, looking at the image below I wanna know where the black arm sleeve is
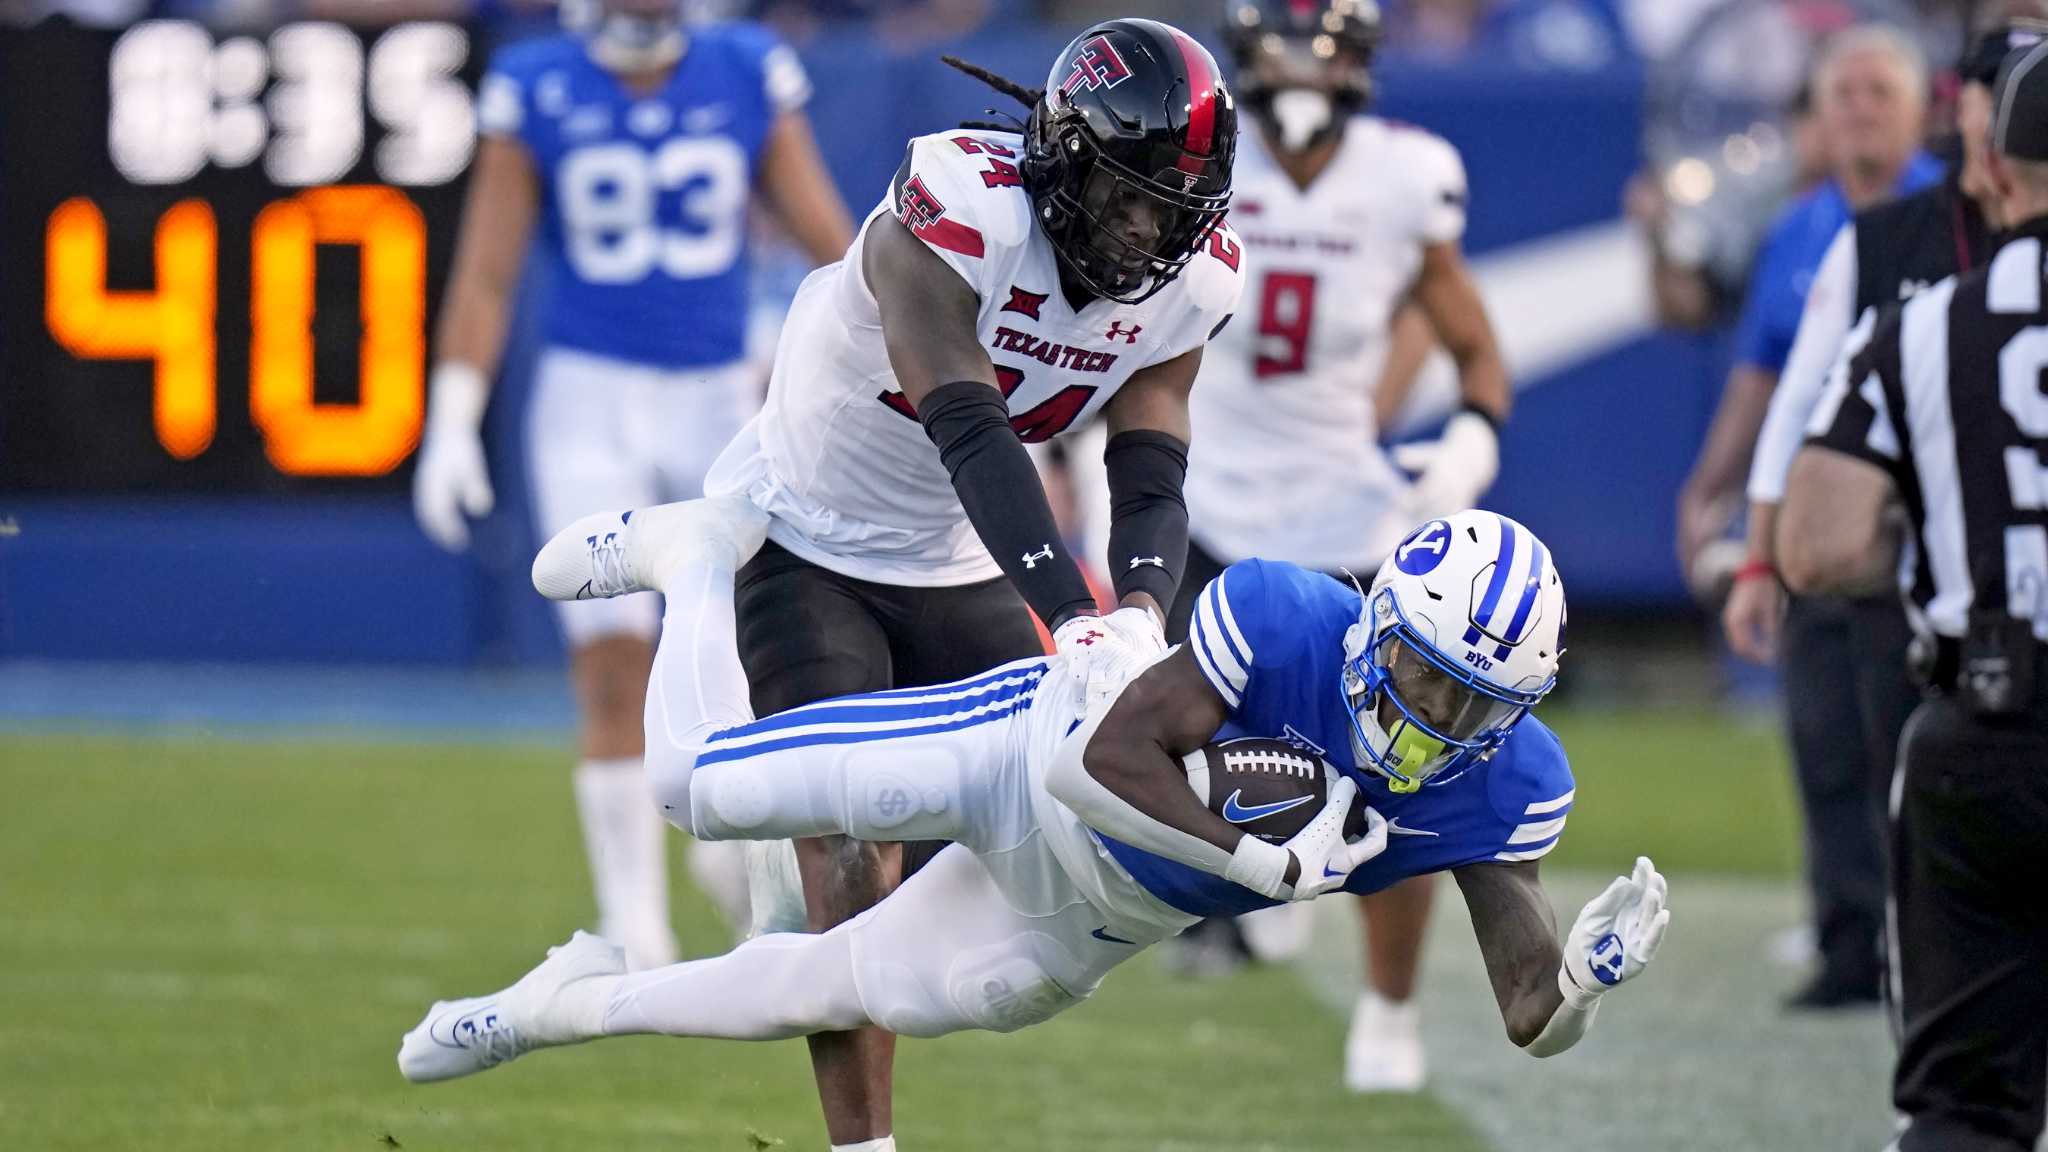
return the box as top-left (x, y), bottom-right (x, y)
top-left (918, 380), bottom-right (1098, 629)
top-left (1104, 429), bottom-right (1189, 608)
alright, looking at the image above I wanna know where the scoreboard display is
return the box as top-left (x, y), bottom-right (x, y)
top-left (0, 17), bottom-right (482, 493)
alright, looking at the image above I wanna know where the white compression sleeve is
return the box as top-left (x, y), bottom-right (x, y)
top-left (1747, 223), bottom-right (1858, 504)
top-left (1042, 706), bottom-right (1243, 877)
top-left (1522, 966), bottom-right (1602, 1057)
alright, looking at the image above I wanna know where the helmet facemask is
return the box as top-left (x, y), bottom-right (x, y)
top-left (1239, 33), bottom-right (1371, 152)
top-left (1342, 587), bottom-right (1549, 793)
top-left (1027, 107), bottom-right (1230, 304)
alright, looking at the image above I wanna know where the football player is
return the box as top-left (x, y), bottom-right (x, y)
top-left (1165, 0), bottom-right (1513, 1092)
top-left (597, 20), bottom-right (1245, 1151)
top-left (400, 504), bottom-right (1670, 1099)
top-left (411, 0), bottom-right (854, 971)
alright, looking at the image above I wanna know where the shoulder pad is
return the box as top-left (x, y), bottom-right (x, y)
top-left (1483, 718), bottom-right (1575, 860)
top-left (889, 131), bottom-right (1035, 262)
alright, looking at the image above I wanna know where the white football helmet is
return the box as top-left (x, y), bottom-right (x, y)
top-left (1342, 510), bottom-right (1565, 792)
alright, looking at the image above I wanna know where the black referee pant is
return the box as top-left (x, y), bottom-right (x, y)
top-left (1889, 686), bottom-right (2048, 1152)
top-left (1781, 593), bottom-right (1920, 993)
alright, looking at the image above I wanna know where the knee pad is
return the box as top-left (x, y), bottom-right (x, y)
top-left (854, 931), bottom-right (1085, 1038)
top-left (840, 743), bottom-right (967, 843)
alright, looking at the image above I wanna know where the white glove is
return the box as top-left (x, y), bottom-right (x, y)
top-left (412, 363), bottom-right (495, 551)
top-left (1559, 856), bottom-right (1671, 1005)
top-left (1391, 409), bottom-right (1500, 524)
top-left (1223, 773), bottom-right (1389, 901)
top-left (1054, 606), bottom-right (1166, 713)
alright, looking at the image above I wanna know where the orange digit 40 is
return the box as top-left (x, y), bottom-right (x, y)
top-left (44, 188), bottom-right (427, 477)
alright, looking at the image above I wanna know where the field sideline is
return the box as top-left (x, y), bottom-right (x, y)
top-left (2, 708), bottom-right (1850, 1151)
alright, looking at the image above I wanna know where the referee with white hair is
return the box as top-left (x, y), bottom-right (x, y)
top-left (1780, 40), bottom-right (2048, 1152)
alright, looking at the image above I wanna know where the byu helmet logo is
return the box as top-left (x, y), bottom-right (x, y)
top-left (1589, 932), bottom-right (1625, 986)
top-left (1394, 519), bottom-right (1453, 576)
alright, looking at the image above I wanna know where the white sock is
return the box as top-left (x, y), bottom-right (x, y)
top-left (831, 1139), bottom-right (897, 1152)
top-left (574, 758), bottom-right (674, 969)
top-left (601, 930), bottom-right (866, 1040)
top-left (644, 557), bottom-right (756, 827)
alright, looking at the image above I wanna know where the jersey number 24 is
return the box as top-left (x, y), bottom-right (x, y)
top-left (557, 138), bottom-right (747, 284)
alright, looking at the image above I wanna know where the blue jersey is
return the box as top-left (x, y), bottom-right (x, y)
top-left (478, 26), bottom-right (809, 367)
top-left (1099, 559), bottom-right (1577, 918)
top-left (1732, 151), bottom-right (1942, 374)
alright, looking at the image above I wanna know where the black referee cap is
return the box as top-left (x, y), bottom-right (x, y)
top-left (1993, 37), bottom-right (2048, 160)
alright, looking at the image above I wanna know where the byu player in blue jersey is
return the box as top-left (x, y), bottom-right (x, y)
top-left (401, 504), bottom-right (1670, 1092)
top-left (411, 0), bottom-right (853, 970)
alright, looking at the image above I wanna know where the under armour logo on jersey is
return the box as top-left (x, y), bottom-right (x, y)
top-left (1002, 286), bottom-right (1048, 320)
top-left (1128, 555), bottom-right (1164, 570)
top-left (1063, 34), bottom-right (1133, 94)
top-left (1022, 544), bottom-right (1055, 568)
top-left (1105, 321), bottom-right (1142, 343)
top-left (1588, 932), bottom-right (1625, 986)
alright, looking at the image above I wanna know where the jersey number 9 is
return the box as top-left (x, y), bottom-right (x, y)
top-left (557, 137), bottom-right (747, 284)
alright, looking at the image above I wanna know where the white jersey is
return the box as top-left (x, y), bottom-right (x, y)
top-left (1184, 117), bottom-right (1468, 572)
top-left (709, 128), bottom-right (1245, 587)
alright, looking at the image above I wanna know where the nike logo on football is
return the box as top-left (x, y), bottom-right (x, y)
top-left (1090, 926), bottom-right (1135, 945)
top-left (1385, 819), bottom-right (1438, 838)
top-left (1220, 790), bottom-right (1315, 824)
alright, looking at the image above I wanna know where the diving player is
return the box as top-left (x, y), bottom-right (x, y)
top-left (411, 0), bottom-right (853, 970)
top-left (1174, 0), bottom-right (1513, 1091)
top-left (399, 503), bottom-right (1670, 1094)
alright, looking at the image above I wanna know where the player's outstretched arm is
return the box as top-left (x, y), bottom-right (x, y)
top-left (1455, 856), bottom-right (1670, 1056)
top-left (756, 109), bottom-right (854, 265)
top-left (1099, 349), bottom-right (1198, 626)
top-left (862, 215), bottom-right (1100, 630)
top-left (1046, 648), bottom-right (1382, 900)
top-left (415, 134), bottom-right (538, 550)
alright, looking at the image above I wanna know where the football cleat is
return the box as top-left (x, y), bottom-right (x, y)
top-left (1344, 989), bottom-right (1426, 1093)
top-left (397, 931), bottom-right (627, 1083)
top-left (532, 496), bottom-right (769, 602)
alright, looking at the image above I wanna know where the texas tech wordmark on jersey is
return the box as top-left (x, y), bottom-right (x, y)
top-left (709, 128), bottom-right (1244, 587)
top-left (1809, 225), bottom-right (2048, 642)
top-left (1185, 117), bottom-right (1468, 572)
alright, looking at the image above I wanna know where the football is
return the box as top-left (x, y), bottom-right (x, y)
top-left (1181, 737), bottom-right (1365, 844)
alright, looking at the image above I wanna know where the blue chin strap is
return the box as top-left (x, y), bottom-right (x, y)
top-left (1340, 587), bottom-right (1550, 793)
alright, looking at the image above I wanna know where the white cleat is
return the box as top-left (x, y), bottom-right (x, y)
top-left (397, 931), bottom-right (627, 1084)
top-left (532, 496), bottom-right (770, 603)
top-left (1344, 990), bottom-right (1427, 1094)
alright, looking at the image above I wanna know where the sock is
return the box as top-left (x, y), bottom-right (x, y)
top-left (574, 758), bottom-right (674, 969)
top-left (644, 556), bottom-right (756, 826)
top-left (831, 1139), bottom-right (897, 1152)
top-left (601, 930), bottom-right (866, 1040)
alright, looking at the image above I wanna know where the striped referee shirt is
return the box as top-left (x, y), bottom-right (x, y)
top-left (1805, 219), bottom-right (2048, 643)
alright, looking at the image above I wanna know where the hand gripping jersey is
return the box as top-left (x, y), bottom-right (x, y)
top-left (1184, 118), bottom-right (1469, 571)
top-left (1099, 558), bottom-right (1575, 918)
top-left (477, 25), bottom-right (809, 368)
top-left (707, 128), bottom-right (1246, 587)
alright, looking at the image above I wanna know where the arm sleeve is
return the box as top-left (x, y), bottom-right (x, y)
top-left (1042, 708), bottom-right (1239, 876)
top-left (918, 381), bottom-right (1099, 629)
top-left (1104, 430), bottom-right (1189, 607)
top-left (1749, 225), bottom-right (1858, 503)
top-left (1805, 305), bottom-right (1907, 479)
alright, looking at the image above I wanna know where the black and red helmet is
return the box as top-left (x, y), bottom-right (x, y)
top-left (1222, 0), bottom-right (1381, 152)
top-left (1022, 19), bottom-right (1237, 304)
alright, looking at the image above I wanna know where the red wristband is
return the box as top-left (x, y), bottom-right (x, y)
top-left (1732, 558), bottom-right (1777, 584)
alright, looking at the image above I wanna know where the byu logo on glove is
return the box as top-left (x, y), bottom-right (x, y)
top-left (1588, 932), bottom-right (1626, 986)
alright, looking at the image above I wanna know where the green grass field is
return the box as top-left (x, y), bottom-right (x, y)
top-left (0, 707), bottom-right (1798, 1152)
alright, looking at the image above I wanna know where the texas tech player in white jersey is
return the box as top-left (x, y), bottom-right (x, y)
top-left (711, 127), bottom-right (1245, 586)
top-left (1186, 115), bottom-right (1468, 572)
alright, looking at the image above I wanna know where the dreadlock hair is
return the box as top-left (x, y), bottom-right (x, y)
top-left (943, 54), bottom-right (1042, 133)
